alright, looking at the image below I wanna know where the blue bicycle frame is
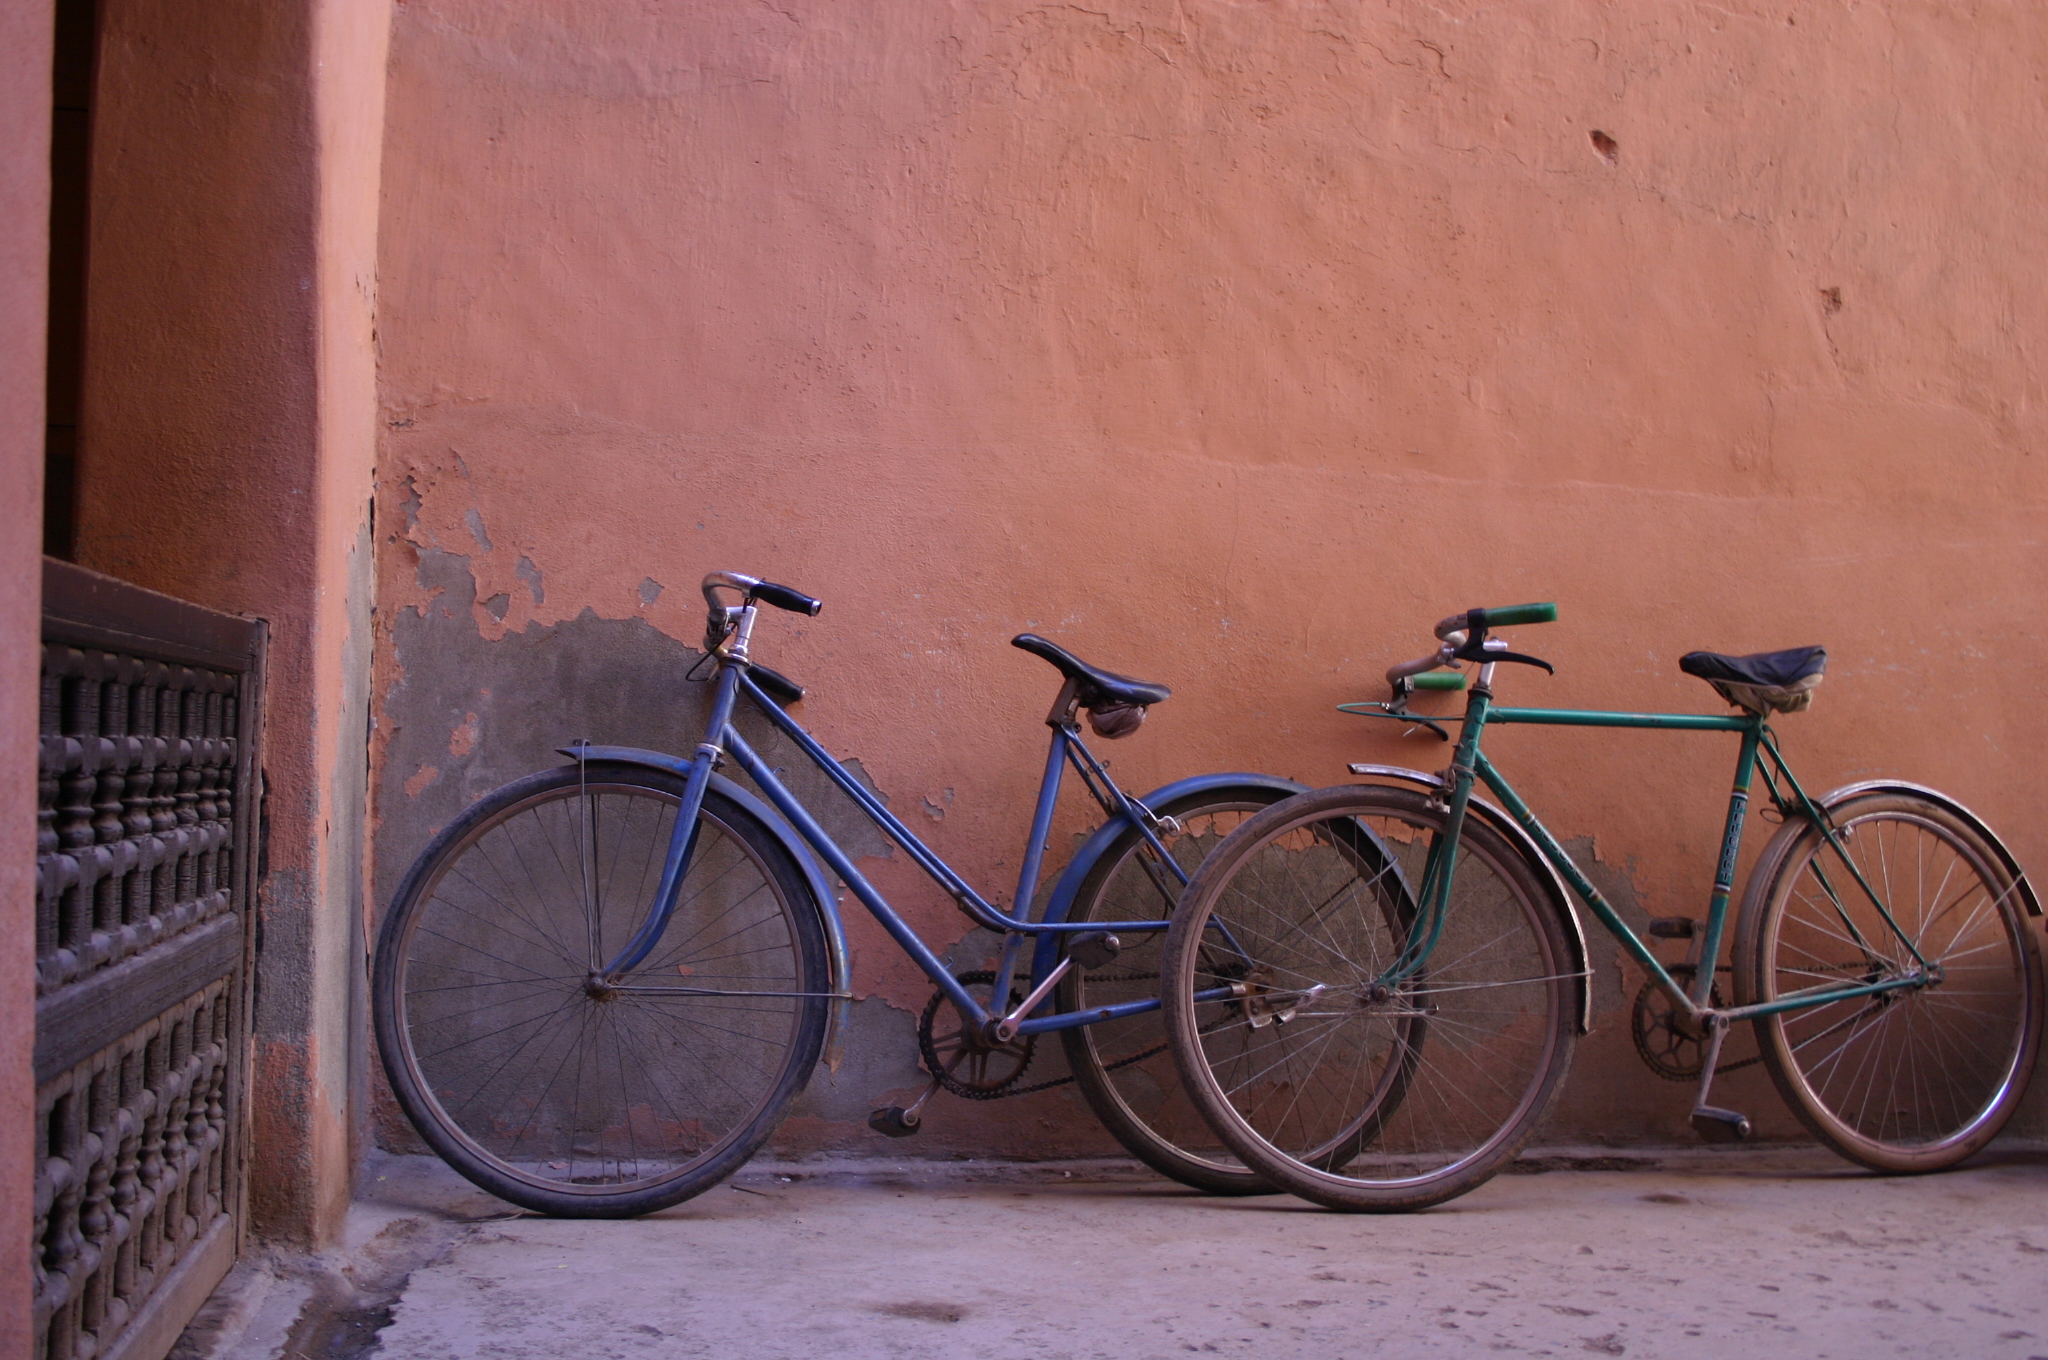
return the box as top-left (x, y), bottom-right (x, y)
top-left (599, 641), bottom-right (1244, 1040)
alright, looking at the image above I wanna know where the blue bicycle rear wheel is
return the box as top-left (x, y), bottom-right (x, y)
top-left (1058, 785), bottom-right (1295, 1195)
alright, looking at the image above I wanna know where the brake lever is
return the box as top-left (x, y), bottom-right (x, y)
top-left (1347, 692), bottom-right (1452, 742)
top-left (1450, 623), bottom-right (1554, 674)
top-left (1469, 648), bottom-right (1554, 674)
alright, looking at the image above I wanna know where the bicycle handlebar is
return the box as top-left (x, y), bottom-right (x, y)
top-left (700, 570), bottom-right (823, 616)
top-left (1434, 602), bottom-right (1557, 639)
top-left (1386, 643), bottom-right (1460, 689)
top-left (750, 581), bottom-right (822, 616)
top-left (1389, 603), bottom-right (1559, 692)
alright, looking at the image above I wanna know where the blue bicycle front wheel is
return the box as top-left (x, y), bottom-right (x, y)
top-left (373, 763), bottom-right (829, 1217)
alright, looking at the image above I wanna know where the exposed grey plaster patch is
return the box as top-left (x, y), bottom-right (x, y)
top-left (515, 555), bottom-right (544, 604)
top-left (638, 576), bottom-right (662, 606)
top-left (481, 592), bottom-right (510, 622)
top-left (921, 787), bottom-right (955, 821)
top-left (463, 508), bottom-right (493, 552)
top-left (945, 927), bottom-right (1007, 973)
top-left (397, 475), bottom-right (422, 536)
top-left (376, 550), bottom-right (893, 946)
top-left (784, 999), bottom-right (922, 1123)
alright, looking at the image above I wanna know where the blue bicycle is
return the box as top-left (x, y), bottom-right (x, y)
top-left (372, 571), bottom-right (1304, 1216)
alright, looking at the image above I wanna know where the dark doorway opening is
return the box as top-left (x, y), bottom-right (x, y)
top-left (45, 0), bottom-right (97, 561)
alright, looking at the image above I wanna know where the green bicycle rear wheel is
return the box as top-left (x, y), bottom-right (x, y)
top-left (1736, 790), bottom-right (2043, 1173)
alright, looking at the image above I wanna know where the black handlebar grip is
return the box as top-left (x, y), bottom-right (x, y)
top-left (749, 663), bottom-right (805, 707)
top-left (748, 581), bottom-right (822, 616)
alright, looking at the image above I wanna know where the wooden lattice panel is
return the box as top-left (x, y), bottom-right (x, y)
top-left (33, 562), bottom-right (263, 1360)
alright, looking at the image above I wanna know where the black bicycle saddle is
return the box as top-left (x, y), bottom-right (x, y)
top-left (1678, 646), bottom-right (1826, 689)
top-left (1011, 634), bottom-right (1171, 707)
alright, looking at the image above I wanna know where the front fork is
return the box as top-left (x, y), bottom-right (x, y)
top-left (594, 661), bottom-right (746, 982)
top-left (1379, 682), bottom-right (1493, 990)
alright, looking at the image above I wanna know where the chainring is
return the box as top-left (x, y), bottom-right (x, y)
top-left (918, 970), bottom-right (1037, 1099)
top-left (1630, 967), bottom-right (1725, 1082)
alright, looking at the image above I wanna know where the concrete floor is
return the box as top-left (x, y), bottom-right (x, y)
top-left (190, 1147), bottom-right (2048, 1360)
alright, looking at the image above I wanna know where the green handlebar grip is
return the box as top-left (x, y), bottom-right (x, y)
top-left (1412, 671), bottom-right (1468, 691)
top-left (1479, 602), bottom-right (1558, 628)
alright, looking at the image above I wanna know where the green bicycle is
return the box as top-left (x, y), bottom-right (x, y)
top-left (1160, 603), bottom-right (2044, 1211)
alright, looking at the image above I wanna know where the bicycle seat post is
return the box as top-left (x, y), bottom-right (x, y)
top-left (1045, 675), bottom-right (1082, 730)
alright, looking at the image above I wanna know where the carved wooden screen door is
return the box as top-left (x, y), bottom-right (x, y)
top-left (33, 560), bottom-right (265, 1360)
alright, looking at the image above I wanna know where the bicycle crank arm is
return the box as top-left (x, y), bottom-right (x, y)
top-left (992, 932), bottom-right (1121, 1042)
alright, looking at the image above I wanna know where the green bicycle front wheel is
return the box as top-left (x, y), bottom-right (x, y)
top-left (1736, 790), bottom-right (2043, 1173)
top-left (1161, 785), bottom-right (1576, 1212)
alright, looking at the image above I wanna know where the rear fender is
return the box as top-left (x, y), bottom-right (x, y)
top-left (1348, 764), bottom-right (1596, 1034)
top-left (557, 744), bottom-right (855, 1070)
top-left (1028, 772), bottom-right (1310, 982)
top-left (1817, 779), bottom-right (2042, 917)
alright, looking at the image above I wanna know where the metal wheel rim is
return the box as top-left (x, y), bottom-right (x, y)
top-left (1069, 801), bottom-right (1272, 1179)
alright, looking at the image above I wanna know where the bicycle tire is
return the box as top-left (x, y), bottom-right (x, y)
top-left (1162, 785), bottom-right (1576, 1212)
top-left (1735, 790), bottom-right (2043, 1173)
top-left (373, 762), bottom-right (829, 1217)
top-left (1056, 785), bottom-right (1295, 1195)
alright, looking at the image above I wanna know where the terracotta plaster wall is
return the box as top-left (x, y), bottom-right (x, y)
top-left (74, 0), bottom-right (391, 1243)
top-left (373, 1), bottom-right (2048, 1151)
top-left (1, 1), bottom-right (55, 1348)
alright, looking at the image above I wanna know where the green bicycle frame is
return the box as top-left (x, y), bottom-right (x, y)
top-left (1394, 685), bottom-right (1934, 1023)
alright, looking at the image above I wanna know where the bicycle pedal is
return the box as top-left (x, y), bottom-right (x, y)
top-left (1068, 931), bottom-right (1122, 971)
top-left (1689, 1105), bottom-right (1752, 1144)
top-left (867, 1105), bottom-right (922, 1138)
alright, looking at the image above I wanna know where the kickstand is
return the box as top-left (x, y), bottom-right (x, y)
top-left (868, 1078), bottom-right (942, 1139)
top-left (1687, 1016), bottom-right (1752, 1144)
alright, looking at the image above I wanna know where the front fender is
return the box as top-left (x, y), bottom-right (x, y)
top-left (1348, 763), bottom-right (1595, 1035)
top-left (557, 744), bottom-right (854, 1070)
top-left (1028, 772), bottom-right (1310, 982)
